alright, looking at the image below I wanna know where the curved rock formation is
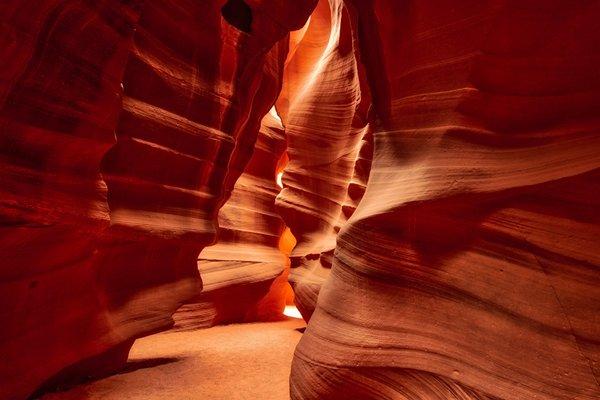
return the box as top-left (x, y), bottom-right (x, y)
top-left (174, 108), bottom-right (293, 329)
top-left (291, 1), bottom-right (600, 399)
top-left (3, 1), bottom-right (599, 399)
top-left (0, 2), bottom-right (141, 398)
top-left (92, 0), bottom-right (294, 348)
top-left (275, 0), bottom-right (372, 320)
top-left (0, 1), bottom-right (316, 398)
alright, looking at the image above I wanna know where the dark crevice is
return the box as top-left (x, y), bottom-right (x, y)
top-left (221, 0), bottom-right (253, 33)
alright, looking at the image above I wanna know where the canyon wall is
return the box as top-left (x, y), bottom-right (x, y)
top-left (0, 2), bottom-right (141, 398)
top-left (174, 109), bottom-right (292, 329)
top-left (291, 0), bottom-right (600, 399)
top-left (2, 1), bottom-right (598, 399)
top-left (0, 1), bottom-right (316, 399)
top-left (276, 0), bottom-right (372, 320)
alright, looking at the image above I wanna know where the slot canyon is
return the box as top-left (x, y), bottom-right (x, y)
top-left (1, 1), bottom-right (599, 399)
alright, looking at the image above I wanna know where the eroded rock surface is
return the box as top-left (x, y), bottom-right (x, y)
top-left (174, 109), bottom-right (292, 329)
top-left (275, 0), bottom-right (372, 320)
top-left (0, 3), bottom-right (141, 398)
top-left (0, 1), bottom-right (316, 398)
top-left (2, 1), bottom-right (599, 399)
top-left (291, 1), bottom-right (600, 399)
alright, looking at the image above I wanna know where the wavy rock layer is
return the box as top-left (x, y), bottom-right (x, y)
top-left (0, 1), bottom-right (316, 399)
top-left (174, 109), bottom-right (292, 329)
top-left (275, 0), bottom-right (372, 320)
top-left (0, 2), bottom-right (140, 398)
top-left (93, 0), bottom-right (293, 346)
top-left (291, 1), bottom-right (600, 399)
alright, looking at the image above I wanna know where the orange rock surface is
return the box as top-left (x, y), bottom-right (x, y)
top-left (1, 1), bottom-right (599, 399)
top-left (0, 1), bottom-right (316, 398)
top-left (174, 109), bottom-right (293, 329)
top-left (291, 1), bottom-right (600, 399)
top-left (275, 0), bottom-right (372, 320)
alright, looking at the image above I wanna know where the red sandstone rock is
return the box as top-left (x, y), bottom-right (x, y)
top-left (0, 1), bottom-right (316, 399)
top-left (92, 0), bottom-right (293, 347)
top-left (0, 3), bottom-right (140, 398)
top-left (275, 0), bottom-right (372, 320)
top-left (291, 1), bottom-right (600, 399)
top-left (173, 109), bottom-right (293, 329)
top-left (2, 1), bottom-right (599, 399)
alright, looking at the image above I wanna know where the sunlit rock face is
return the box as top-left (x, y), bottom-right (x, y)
top-left (173, 109), bottom-right (293, 329)
top-left (2, 0), bottom-right (598, 399)
top-left (0, 1), bottom-right (316, 398)
top-left (275, 0), bottom-right (372, 321)
top-left (94, 0), bottom-right (293, 346)
top-left (291, 1), bottom-right (600, 399)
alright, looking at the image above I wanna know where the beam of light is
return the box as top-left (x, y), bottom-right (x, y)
top-left (283, 305), bottom-right (303, 319)
top-left (276, 171), bottom-right (284, 189)
top-left (269, 106), bottom-right (282, 125)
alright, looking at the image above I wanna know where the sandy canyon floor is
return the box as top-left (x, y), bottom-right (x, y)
top-left (39, 319), bottom-right (306, 400)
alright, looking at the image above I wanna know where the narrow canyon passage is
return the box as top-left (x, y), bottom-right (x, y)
top-left (1, 1), bottom-right (599, 400)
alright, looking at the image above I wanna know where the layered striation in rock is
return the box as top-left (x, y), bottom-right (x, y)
top-left (275, 0), bottom-right (372, 320)
top-left (92, 0), bottom-right (295, 347)
top-left (3, 1), bottom-right (599, 399)
top-left (0, 2), bottom-right (141, 398)
top-left (174, 108), bottom-right (293, 329)
top-left (0, 1), bottom-right (316, 399)
top-left (291, 1), bottom-right (600, 399)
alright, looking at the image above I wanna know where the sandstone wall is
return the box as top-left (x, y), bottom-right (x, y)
top-left (0, 1), bottom-right (316, 398)
top-left (276, 0), bottom-right (372, 320)
top-left (291, 1), bottom-right (600, 399)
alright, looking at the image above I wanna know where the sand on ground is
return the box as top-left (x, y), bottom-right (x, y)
top-left (40, 319), bottom-right (305, 400)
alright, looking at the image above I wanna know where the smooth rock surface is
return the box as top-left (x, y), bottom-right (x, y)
top-left (174, 109), bottom-right (293, 329)
top-left (0, 1), bottom-right (316, 398)
top-left (0, 2), bottom-right (141, 398)
top-left (2, 1), bottom-right (599, 399)
top-left (275, 0), bottom-right (372, 320)
top-left (291, 1), bottom-right (600, 399)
